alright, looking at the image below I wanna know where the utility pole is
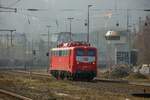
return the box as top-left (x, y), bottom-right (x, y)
top-left (6, 34), bottom-right (9, 48)
top-left (139, 17), bottom-right (142, 33)
top-left (10, 30), bottom-right (14, 46)
top-left (23, 33), bottom-right (27, 70)
top-left (87, 5), bottom-right (92, 43)
top-left (67, 17), bottom-right (74, 41)
top-left (127, 9), bottom-right (131, 67)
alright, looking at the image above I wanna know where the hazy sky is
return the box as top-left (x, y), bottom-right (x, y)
top-left (0, 0), bottom-right (150, 39)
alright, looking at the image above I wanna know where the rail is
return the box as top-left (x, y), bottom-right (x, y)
top-left (94, 78), bottom-right (129, 83)
top-left (0, 89), bottom-right (32, 100)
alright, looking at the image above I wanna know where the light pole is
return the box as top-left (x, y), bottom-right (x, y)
top-left (46, 25), bottom-right (51, 72)
top-left (47, 25), bottom-right (51, 51)
top-left (0, 29), bottom-right (16, 46)
top-left (87, 5), bottom-right (92, 43)
top-left (67, 17), bottom-right (74, 41)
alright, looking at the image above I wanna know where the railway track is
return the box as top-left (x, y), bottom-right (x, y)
top-left (0, 89), bottom-right (32, 100)
top-left (11, 70), bottom-right (127, 82)
top-left (12, 70), bottom-right (51, 77)
top-left (10, 70), bottom-right (150, 87)
top-left (1, 70), bottom-right (150, 99)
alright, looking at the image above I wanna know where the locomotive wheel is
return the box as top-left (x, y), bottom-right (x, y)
top-left (87, 77), bottom-right (94, 81)
top-left (66, 73), bottom-right (70, 80)
top-left (67, 74), bottom-right (74, 80)
top-left (51, 70), bottom-right (59, 79)
top-left (60, 72), bottom-right (65, 80)
top-left (63, 72), bottom-right (68, 80)
top-left (54, 71), bottom-right (59, 80)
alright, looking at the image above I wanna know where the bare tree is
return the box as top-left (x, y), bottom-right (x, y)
top-left (134, 16), bottom-right (150, 64)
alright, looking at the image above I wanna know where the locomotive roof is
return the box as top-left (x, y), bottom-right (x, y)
top-left (51, 46), bottom-right (96, 51)
top-left (57, 41), bottom-right (90, 47)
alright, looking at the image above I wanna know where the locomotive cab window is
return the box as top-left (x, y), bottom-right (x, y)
top-left (76, 49), bottom-right (84, 56)
top-left (87, 49), bottom-right (96, 56)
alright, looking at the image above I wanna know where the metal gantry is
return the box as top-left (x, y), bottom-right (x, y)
top-left (0, 29), bottom-right (16, 46)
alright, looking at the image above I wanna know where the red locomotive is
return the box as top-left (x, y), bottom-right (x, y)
top-left (49, 41), bottom-right (97, 80)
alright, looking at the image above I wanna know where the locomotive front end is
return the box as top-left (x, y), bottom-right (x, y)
top-left (73, 47), bottom-right (97, 80)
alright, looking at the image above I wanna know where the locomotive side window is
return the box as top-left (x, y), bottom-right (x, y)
top-left (51, 50), bottom-right (70, 56)
top-left (63, 50), bottom-right (70, 56)
top-left (76, 49), bottom-right (84, 56)
top-left (53, 50), bottom-right (59, 56)
top-left (54, 51), bottom-right (57, 56)
top-left (62, 50), bottom-right (64, 56)
top-left (62, 50), bottom-right (67, 56)
top-left (55, 51), bottom-right (57, 56)
top-left (51, 51), bottom-right (56, 56)
top-left (59, 50), bottom-right (62, 56)
top-left (87, 49), bottom-right (96, 56)
top-left (64, 50), bottom-right (67, 56)
top-left (66, 50), bottom-right (70, 56)
top-left (55, 51), bottom-right (59, 56)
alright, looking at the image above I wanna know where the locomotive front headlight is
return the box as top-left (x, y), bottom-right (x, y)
top-left (77, 62), bottom-right (80, 64)
top-left (92, 62), bottom-right (95, 64)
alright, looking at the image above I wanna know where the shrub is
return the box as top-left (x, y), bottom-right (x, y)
top-left (127, 72), bottom-right (147, 79)
top-left (109, 65), bottom-right (130, 78)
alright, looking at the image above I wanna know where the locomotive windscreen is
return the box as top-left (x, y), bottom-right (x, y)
top-left (76, 49), bottom-right (84, 56)
top-left (76, 49), bottom-right (96, 63)
top-left (87, 49), bottom-right (96, 56)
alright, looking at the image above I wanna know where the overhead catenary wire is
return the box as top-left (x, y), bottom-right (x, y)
top-left (7, 0), bottom-right (22, 7)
